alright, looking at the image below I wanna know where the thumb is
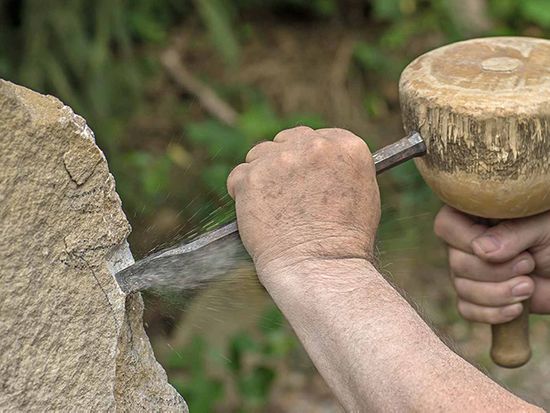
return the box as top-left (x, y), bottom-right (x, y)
top-left (471, 215), bottom-right (549, 263)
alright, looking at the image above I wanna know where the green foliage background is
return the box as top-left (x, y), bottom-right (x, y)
top-left (1, 0), bottom-right (548, 229)
top-left (2, 0), bottom-right (549, 411)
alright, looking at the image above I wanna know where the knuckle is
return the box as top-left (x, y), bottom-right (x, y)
top-left (457, 300), bottom-right (501, 324)
top-left (275, 126), bottom-right (312, 141)
top-left (278, 151), bottom-right (295, 166)
top-left (448, 249), bottom-right (470, 276)
top-left (457, 300), bottom-right (494, 323)
top-left (345, 135), bottom-right (368, 150)
top-left (495, 282), bottom-right (515, 302)
top-left (317, 127), bottom-right (349, 138)
top-left (292, 125), bottom-right (313, 133)
top-left (485, 308), bottom-right (506, 324)
top-left (244, 149), bottom-right (256, 163)
top-left (456, 300), bottom-right (473, 320)
top-left (227, 164), bottom-right (245, 183)
top-left (452, 276), bottom-right (469, 295)
top-left (273, 129), bottom-right (287, 141)
top-left (496, 221), bottom-right (516, 235)
top-left (491, 221), bottom-right (519, 249)
top-left (226, 164), bottom-right (247, 197)
top-left (339, 137), bottom-right (368, 155)
top-left (249, 141), bottom-right (270, 154)
top-left (309, 137), bottom-right (329, 155)
top-left (319, 128), bottom-right (367, 151)
top-left (274, 126), bottom-right (314, 143)
top-left (246, 168), bottom-right (263, 186)
top-left (246, 141), bottom-right (273, 162)
top-left (516, 252), bottom-right (536, 273)
top-left (433, 208), bottom-right (450, 240)
top-left (489, 281), bottom-right (518, 306)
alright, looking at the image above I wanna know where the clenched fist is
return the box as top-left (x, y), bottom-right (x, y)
top-left (435, 206), bottom-right (550, 324)
top-left (227, 126), bottom-right (380, 280)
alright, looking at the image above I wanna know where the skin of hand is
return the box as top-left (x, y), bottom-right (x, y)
top-left (434, 205), bottom-right (550, 324)
top-left (228, 127), bottom-right (541, 412)
top-left (227, 126), bottom-right (381, 280)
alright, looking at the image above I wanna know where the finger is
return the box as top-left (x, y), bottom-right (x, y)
top-left (530, 276), bottom-right (550, 314)
top-left (434, 205), bottom-right (488, 252)
top-left (273, 126), bottom-right (313, 142)
top-left (472, 213), bottom-right (550, 263)
top-left (245, 141), bottom-right (277, 163)
top-left (315, 128), bottom-right (367, 145)
top-left (457, 300), bottom-right (524, 324)
top-left (226, 163), bottom-right (249, 199)
top-left (448, 248), bottom-right (535, 282)
top-left (315, 128), bottom-right (371, 155)
top-left (454, 275), bottom-right (534, 307)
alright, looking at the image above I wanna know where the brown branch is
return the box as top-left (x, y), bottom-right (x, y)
top-left (161, 49), bottom-right (239, 126)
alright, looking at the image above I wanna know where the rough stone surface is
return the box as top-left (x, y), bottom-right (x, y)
top-left (0, 80), bottom-right (187, 412)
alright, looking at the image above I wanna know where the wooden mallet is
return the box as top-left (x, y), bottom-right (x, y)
top-left (399, 37), bottom-right (550, 368)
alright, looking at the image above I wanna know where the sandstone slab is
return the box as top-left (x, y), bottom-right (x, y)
top-left (0, 80), bottom-right (187, 412)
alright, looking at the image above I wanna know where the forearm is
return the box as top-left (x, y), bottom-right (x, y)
top-left (260, 259), bottom-right (540, 412)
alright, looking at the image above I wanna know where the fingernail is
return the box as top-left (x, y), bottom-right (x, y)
top-left (501, 303), bottom-right (523, 318)
top-left (513, 259), bottom-right (532, 275)
top-left (473, 235), bottom-right (500, 254)
top-left (511, 282), bottom-right (533, 298)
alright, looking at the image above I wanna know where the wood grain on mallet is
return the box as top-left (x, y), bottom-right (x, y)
top-left (400, 37), bottom-right (550, 219)
top-left (399, 37), bottom-right (550, 367)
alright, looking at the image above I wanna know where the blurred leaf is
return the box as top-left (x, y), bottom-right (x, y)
top-left (312, 0), bottom-right (337, 17)
top-left (488, 0), bottom-right (518, 19)
top-left (144, 156), bottom-right (172, 199)
top-left (259, 306), bottom-right (285, 334)
top-left (0, 57), bottom-right (9, 76)
top-left (120, 151), bottom-right (172, 207)
top-left (354, 42), bottom-right (390, 72)
top-left (363, 92), bottom-right (388, 118)
top-left (283, 113), bottom-right (325, 129)
top-left (521, 0), bottom-right (550, 28)
top-left (202, 163), bottom-right (233, 193)
top-left (380, 19), bottom-right (420, 50)
top-left (167, 337), bottom-right (225, 413)
top-left (167, 143), bottom-right (193, 168)
top-left (130, 10), bottom-right (167, 42)
top-left (288, 0), bottom-right (338, 17)
top-left (43, 55), bottom-right (82, 111)
top-left (229, 332), bottom-right (260, 372)
top-left (238, 366), bottom-right (275, 403)
top-left (264, 330), bottom-right (296, 357)
top-left (238, 103), bottom-right (285, 142)
top-left (372, 0), bottom-right (402, 21)
top-left (187, 120), bottom-right (247, 159)
top-left (166, 351), bottom-right (189, 370)
top-left (194, 0), bottom-right (240, 65)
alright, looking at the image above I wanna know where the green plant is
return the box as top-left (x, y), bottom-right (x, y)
top-left (166, 306), bottom-right (297, 413)
top-left (186, 100), bottom-right (324, 195)
top-left (167, 336), bottom-right (225, 412)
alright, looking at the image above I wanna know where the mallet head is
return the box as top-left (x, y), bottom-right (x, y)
top-left (400, 37), bottom-right (550, 219)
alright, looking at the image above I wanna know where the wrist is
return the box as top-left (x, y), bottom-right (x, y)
top-left (257, 255), bottom-right (381, 291)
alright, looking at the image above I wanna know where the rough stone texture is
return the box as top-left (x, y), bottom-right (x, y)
top-left (0, 80), bottom-right (187, 412)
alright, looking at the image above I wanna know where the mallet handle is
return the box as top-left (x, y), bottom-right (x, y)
top-left (480, 219), bottom-right (531, 368)
top-left (491, 302), bottom-right (531, 368)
